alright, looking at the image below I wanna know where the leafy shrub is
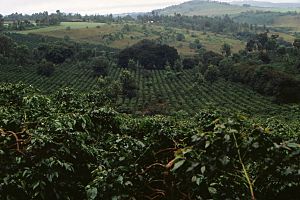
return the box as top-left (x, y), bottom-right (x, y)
top-left (0, 85), bottom-right (299, 199)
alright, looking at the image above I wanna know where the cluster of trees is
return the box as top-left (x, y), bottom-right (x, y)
top-left (2, 11), bottom-right (62, 31)
top-left (0, 34), bottom-right (31, 65)
top-left (118, 39), bottom-right (180, 69)
top-left (175, 31), bottom-right (300, 103)
top-left (3, 11), bottom-right (134, 25)
top-left (137, 14), bottom-right (252, 35)
top-left (0, 14), bottom-right (4, 32)
top-left (233, 11), bottom-right (299, 26)
top-left (0, 33), bottom-right (115, 77)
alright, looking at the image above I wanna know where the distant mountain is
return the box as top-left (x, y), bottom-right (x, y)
top-left (154, 0), bottom-right (300, 17)
top-left (154, 0), bottom-right (259, 16)
top-left (231, 1), bottom-right (300, 8)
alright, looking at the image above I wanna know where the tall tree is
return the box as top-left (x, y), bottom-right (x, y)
top-left (221, 43), bottom-right (231, 57)
top-left (0, 14), bottom-right (4, 32)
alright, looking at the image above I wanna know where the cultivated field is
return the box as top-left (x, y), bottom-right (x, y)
top-left (0, 63), bottom-right (291, 116)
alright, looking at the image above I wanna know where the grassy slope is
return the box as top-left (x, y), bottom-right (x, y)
top-left (19, 22), bottom-right (106, 34)
top-left (273, 15), bottom-right (300, 32)
top-left (18, 22), bottom-right (244, 56)
top-left (155, 0), bottom-right (300, 16)
top-left (156, 1), bottom-right (261, 16)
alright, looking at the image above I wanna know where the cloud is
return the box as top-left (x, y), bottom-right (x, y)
top-left (0, 0), bottom-right (298, 15)
top-left (0, 0), bottom-right (186, 15)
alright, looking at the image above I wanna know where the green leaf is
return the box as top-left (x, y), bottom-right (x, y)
top-left (208, 187), bottom-right (217, 195)
top-left (287, 143), bottom-right (300, 149)
top-left (87, 187), bottom-right (98, 200)
top-left (33, 181), bottom-right (39, 190)
top-left (201, 166), bottom-right (206, 174)
top-left (171, 159), bottom-right (186, 172)
top-left (205, 141), bottom-right (210, 149)
top-left (252, 142), bottom-right (259, 148)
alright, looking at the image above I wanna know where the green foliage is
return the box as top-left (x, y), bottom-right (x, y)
top-left (0, 84), bottom-right (299, 199)
top-left (37, 60), bottom-right (55, 77)
top-left (221, 43), bottom-right (231, 57)
top-left (118, 39), bottom-right (179, 69)
top-left (0, 34), bottom-right (16, 57)
top-left (120, 70), bottom-right (137, 98)
top-left (90, 56), bottom-right (110, 76)
top-left (204, 65), bottom-right (220, 83)
top-left (0, 15), bottom-right (4, 32)
top-left (176, 33), bottom-right (185, 41)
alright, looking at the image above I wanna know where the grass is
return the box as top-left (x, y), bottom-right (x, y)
top-left (19, 22), bottom-right (106, 34)
top-left (273, 15), bottom-right (300, 33)
top-left (156, 1), bottom-right (300, 17)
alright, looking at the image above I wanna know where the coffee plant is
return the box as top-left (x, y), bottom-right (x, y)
top-left (0, 83), bottom-right (299, 200)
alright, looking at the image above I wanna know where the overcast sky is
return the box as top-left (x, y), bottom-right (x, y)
top-left (0, 0), bottom-right (299, 15)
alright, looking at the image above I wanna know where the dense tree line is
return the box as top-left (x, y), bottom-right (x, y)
top-left (137, 14), bottom-right (251, 35)
top-left (3, 11), bottom-right (134, 25)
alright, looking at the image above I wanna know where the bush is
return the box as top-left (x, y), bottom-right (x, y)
top-left (204, 65), bottom-right (220, 82)
top-left (90, 56), bottom-right (110, 76)
top-left (37, 61), bottom-right (55, 77)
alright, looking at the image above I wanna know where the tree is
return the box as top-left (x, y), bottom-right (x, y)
top-left (118, 39), bottom-right (179, 70)
top-left (37, 60), bottom-right (55, 77)
top-left (173, 59), bottom-right (183, 72)
top-left (293, 39), bottom-right (300, 50)
top-left (221, 43), bottom-right (231, 57)
top-left (120, 70), bottom-right (137, 98)
top-left (265, 39), bottom-right (277, 52)
top-left (15, 45), bottom-right (30, 65)
top-left (0, 14), bottom-right (4, 32)
top-left (246, 39), bottom-right (256, 52)
top-left (204, 65), bottom-right (220, 82)
top-left (0, 34), bottom-right (15, 57)
top-left (90, 57), bottom-right (110, 76)
top-left (176, 33), bottom-right (185, 41)
top-left (127, 59), bottom-right (138, 70)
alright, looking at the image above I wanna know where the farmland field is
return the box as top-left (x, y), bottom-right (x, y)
top-left (0, 63), bottom-right (293, 117)
top-left (19, 22), bottom-right (106, 34)
top-left (273, 15), bottom-right (300, 32)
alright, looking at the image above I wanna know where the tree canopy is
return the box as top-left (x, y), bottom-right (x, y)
top-left (118, 39), bottom-right (179, 70)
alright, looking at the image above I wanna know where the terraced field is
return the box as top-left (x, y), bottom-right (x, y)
top-left (0, 63), bottom-right (290, 116)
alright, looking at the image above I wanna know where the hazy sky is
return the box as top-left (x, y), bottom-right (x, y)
top-left (0, 0), bottom-right (299, 15)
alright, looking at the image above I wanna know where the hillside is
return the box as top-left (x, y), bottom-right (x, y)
top-left (232, 1), bottom-right (300, 8)
top-left (16, 22), bottom-right (245, 56)
top-left (154, 0), bottom-right (300, 16)
top-left (155, 0), bottom-right (257, 16)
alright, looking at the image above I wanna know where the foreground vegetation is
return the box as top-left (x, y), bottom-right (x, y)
top-left (0, 83), bottom-right (299, 200)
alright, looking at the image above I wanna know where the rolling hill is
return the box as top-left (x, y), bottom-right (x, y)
top-left (154, 0), bottom-right (300, 16)
top-left (232, 1), bottom-right (300, 8)
top-left (155, 0), bottom-right (258, 16)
